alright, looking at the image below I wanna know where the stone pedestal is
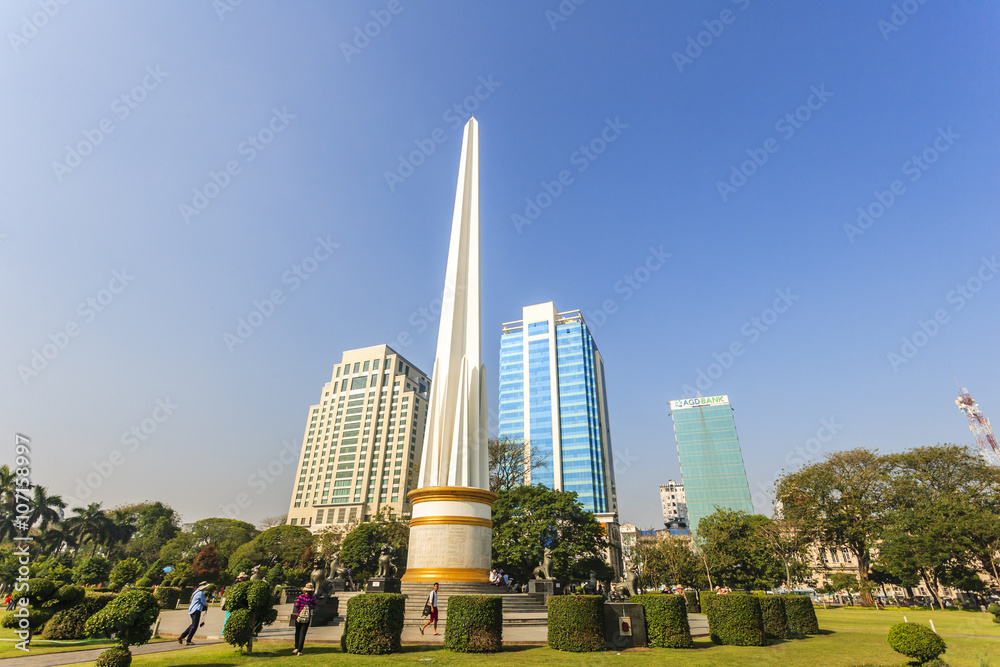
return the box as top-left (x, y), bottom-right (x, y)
top-left (603, 602), bottom-right (647, 649)
top-left (288, 596), bottom-right (339, 627)
top-left (331, 579), bottom-right (350, 592)
top-left (365, 577), bottom-right (401, 594)
top-left (527, 579), bottom-right (561, 603)
top-left (279, 587), bottom-right (301, 604)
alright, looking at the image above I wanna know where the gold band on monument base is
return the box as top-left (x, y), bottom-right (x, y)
top-left (409, 515), bottom-right (492, 529)
top-left (400, 567), bottom-right (490, 583)
top-left (407, 486), bottom-right (498, 506)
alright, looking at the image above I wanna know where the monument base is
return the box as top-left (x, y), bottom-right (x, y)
top-left (603, 602), bottom-right (647, 649)
top-left (330, 579), bottom-right (350, 592)
top-left (288, 596), bottom-right (339, 627)
top-left (527, 579), bottom-right (561, 602)
top-left (279, 587), bottom-right (301, 604)
top-left (365, 577), bottom-right (401, 594)
top-left (402, 487), bottom-right (497, 583)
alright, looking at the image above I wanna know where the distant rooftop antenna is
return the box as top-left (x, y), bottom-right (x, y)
top-left (955, 382), bottom-right (1000, 467)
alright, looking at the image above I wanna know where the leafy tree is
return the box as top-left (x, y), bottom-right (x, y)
top-left (221, 580), bottom-right (276, 655)
top-left (228, 525), bottom-right (313, 577)
top-left (339, 509), bottom-right (409, 581)
top-left (880, 445), bottom-right (999, 608)
top-left (631, 533), bottom-right (704, 589)
top-left (491, 485), bottom-right (611, 584)
top-left (114, 502), bottom-right (180, 563)
top-left (159, 531), bottom-right (199, 566)
top-left (257, 515), bottom-right (287, 530)
top-left (105, 509), bottom-right (137, 560)
top-left (756, 517), bottom-right (812, 590)
top-left (488, 436), bottom-right (550, 493)
top-left (776, 449), bottom-right (891, 605)
top-left (695, 509), bottom-right (784, 589)
top-left (74, 556), bottom-right (112, 586)
top-left (108, 557), bottom-right (144, 590)
top-left (190, 518), bottom-right (257, 567)
top-left (191, 545), bottom-right (221, 583)
top-left (824, 572), bottom-right (860, 605)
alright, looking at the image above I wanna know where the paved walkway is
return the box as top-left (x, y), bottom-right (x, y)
top-left (0, 610), bottom-right (710, 666)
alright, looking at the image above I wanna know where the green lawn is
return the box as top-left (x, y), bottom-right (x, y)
top-left (121, 629), bottom-right (999, 667)
top-left (816, 607), bottom-right (999, 637)
top-left (0, 627), bottom-right (168, 658)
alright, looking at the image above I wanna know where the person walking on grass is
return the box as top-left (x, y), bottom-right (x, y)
top-left (179, 582), bottom-right (210, 645)
top-left (291, 582), bottom-right (317, 656)
top-left (419, 582), bottom-right (439, 635)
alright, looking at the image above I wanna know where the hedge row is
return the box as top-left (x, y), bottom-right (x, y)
top-left (547, 595), bottom-right (604, 652)
top-left (444, 595), bottom-right (502, 653)
top-left (758, 596), bottom-right (788, 639)
top-left (153, 587), bottom-right (181, 610)
top-left (340, 593), bottom-right (405, 655)
top-left (705, 594), bottom-right (766, 646)
top-left (631, 594), bottom-right (692, 648)
top-left (784, 595), bottom-right (819, 635)
top-left (683, 590), bottom-right (700, 613)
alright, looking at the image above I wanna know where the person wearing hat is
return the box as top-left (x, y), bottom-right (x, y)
top-left (291, 582), bottom-right (317, 655)
top-left (179, 582), bottom-right (211, 645)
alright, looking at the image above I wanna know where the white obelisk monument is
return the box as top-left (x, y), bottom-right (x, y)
top-left (401, 118), bottom-right (494, 584)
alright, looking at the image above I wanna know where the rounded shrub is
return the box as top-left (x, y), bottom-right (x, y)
top-left (95, 646), bottom-right (132, 667)
top-left (1, 608), bottom-right (53, 632)
top-left (28, 578), bottom-right (57, 606)
top-left (632, 593), bottom-right (692, 648)
top-left (706, 594), bottom-right (766, 646)
top-left (42, 604), bottom-right (91, 640)
top-left (887, 622), bottom-right (947, 664)
top-left (758, 596), bottom-right (788, 639)
top-left (340, 593), bottom-right (405, 655)
top-left (153, 586), bottom-right (180, 610)
top-left (547, 595), bottom-right (604, 652)
top-left (222, 581), bottom-right (277, 653)
top-left (444, 595), bottom-right (502, 653)
top-left (84, 589), bottom-right (160, 648)
top-left (988, 603), bottom-right (1000, 624)
top-left (783, 594), bottom-right (820, 635)
top-left (684, 590), bottom-right (701, 613)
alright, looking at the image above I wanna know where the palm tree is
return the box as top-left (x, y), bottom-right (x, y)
top-left (105, 509), bottom-right (137, 559)
top-left (40, 526), bottom-right (77, 556)
top-left (64, 503), bottom-right (113, 557)
top-left (0, 466), bottom-right (17, 542)
top-left (28, 485), bottom-right (66, 532)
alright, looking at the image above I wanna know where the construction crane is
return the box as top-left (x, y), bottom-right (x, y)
top-left (955, 384), bottom-right (1000, 467)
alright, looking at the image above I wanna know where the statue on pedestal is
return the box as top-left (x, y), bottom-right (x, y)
top-left (531, 548), bottom-right (554, 580)
top-left (376, 545), bottom-right (397, 579)
top-left (582, 570), bottom-right (598, 595)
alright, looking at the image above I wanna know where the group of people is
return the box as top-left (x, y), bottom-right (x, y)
top-left (489, 568), bottom-right (509, 587)
top-left (714, 586), bottom-right (733, 595)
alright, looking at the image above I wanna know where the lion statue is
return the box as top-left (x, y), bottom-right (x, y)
top-left (613, 564), bottom-right (641, 598)
top-left (582, 570), bottom-right (598, 594)
top-left (531, 547), bottom-right (554, 580)
top-left (310, 556), bottom-right (334, 598)
top-left (376, 544), bottom-right (397, 579)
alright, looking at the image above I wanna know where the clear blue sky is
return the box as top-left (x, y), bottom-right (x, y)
top-left (2, 1), bottom-right (997, 529)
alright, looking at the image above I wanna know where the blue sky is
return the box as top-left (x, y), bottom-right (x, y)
top-left (2, 1), bottom-right (997, 529)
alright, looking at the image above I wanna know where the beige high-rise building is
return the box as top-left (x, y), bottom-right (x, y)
top-left (286, 345), bottom-right (430, 531)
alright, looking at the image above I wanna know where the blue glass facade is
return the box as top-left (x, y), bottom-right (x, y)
top-left (671, 399), bottom-right (754, 536)
top-left (499, 305), bottom-right (616, 514)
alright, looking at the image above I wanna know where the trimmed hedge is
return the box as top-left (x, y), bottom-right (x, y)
top-left (684, 590), bottom-right (700, 613)
top-left (632, 594), bottom-right (692, 648)
top-left (699, 590), bottom-right (716, 615)
top-left (783, 594), bottom-right (820, 635)
top-left (221, 581), bottom-right (277, 653)
top-left (340, 593), bottom-right (405, 655)
top-left (887, 622), bottom-right (946, 664)
top-left (758, 596), bottom-right (788, 639)
top-left (84, 589), bottom-right (161, 648)
top-left (547, 595), bottom-right (604, 652)
top-left (153, 586), bottom-right (180, 610)
top-left (95, 646), bottom-right (132, 667)
top-left (444, 595), bottom-right (502, 653)
top-left (705, 594), bottom-right (766, 646)
top-left (42, 605), bottom-right (91, 640)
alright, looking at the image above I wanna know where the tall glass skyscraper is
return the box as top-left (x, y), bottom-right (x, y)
top-left (498, 302), bottom-right (618, 515)
top-left (669, 395), bottom-right (754, 536)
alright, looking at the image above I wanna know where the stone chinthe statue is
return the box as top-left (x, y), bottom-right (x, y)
top-left (402, 118), bottom-right (495, 585)
top-left (377, 545), bottom-right (398, 579)
top-left (531, 548), bottom-right (554, 580)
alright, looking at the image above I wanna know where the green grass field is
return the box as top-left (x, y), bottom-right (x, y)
top-left (0, 626), bottom-right (168, 658)
top-left (116, 608), bottom-right (999, 667)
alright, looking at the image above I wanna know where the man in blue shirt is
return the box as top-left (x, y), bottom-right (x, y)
top-left (179, 582), bottom-right (210, 645)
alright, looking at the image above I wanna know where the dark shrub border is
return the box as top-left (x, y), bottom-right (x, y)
top-left (444, 595), bottom-right (502, 653)
top-left (340, 593), bottom-right (405, 655)
top-left (547, 595), bottom-right (604, 652)
top-left (706, 593), bottom-right (766, 646)
top-left (631, 593), bottom-right (692, 648)
top-left (783, 594), bottom-right (819, 635)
